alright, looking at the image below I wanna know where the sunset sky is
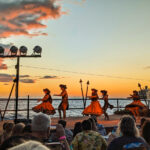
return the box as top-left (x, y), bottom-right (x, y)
top-left (1, 0), bottom-right (150, 98)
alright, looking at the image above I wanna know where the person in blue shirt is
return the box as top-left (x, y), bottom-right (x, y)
top-left (91, 116), bottom-right (106, 136)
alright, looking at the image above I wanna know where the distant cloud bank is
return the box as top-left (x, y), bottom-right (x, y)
top-left (0, 73), bottom-right (61, 84)
top-left (144, 66), bottom-right (150, 70)
top-left (0, 73), bottom-right (35, 84)
top-left (41, 75), bottom-right (58, 79)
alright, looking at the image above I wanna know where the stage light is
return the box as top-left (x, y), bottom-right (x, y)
top-left (10, 46), bottom-right (18, 56)
top-left (33, 46), bottom-right (42, 55)
top-left (0, 46), bottom-right (4, 56)
top-left (19, 46), bottom-right (28, 56)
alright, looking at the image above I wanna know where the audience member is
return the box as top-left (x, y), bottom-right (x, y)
top-left (0, 136), bottom-right (30, 150)
top-left (23, 124), bottom-right (32, 136)
top-left (107, 115), bottom-right (147, 150)
top-left (3, 122), bottom-right (8, 131)
top-left (56, 124), bottom-right (70, 150)
top-left (88, 118), bottom-right (98, 131)
top-left (0, 122), bottom-right (14, 144)
top-left (31, 113), bottom-right (70, 150)
top-left (12, 123), bottom-right (25, 136)
top-left (142, 120), bottom-right (150, 147)
top-left (31, 113), bottom-right (51, 142)
top-left (141, 118), bottom-right (146, 128)
top-left (1, 112), bottom-right (150, 150)
top-left (58, 119), bottom-right (73, 143)
top-left (9, 140), bottom-right (50, 150)
top-left (92, 116), bottom-right (107, 136)
top-left (73, 122), bottom-right (82, 138)
top-left (72, 119), bottom-right (107, 150)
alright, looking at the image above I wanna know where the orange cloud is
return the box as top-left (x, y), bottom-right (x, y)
top-left (0, 0), bottom-right (64, 38)
top-left (0, 0), bottom-right (65, 69)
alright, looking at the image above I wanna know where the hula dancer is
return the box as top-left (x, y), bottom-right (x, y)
top-left (100, 90), bottom-right (113, 120)
top-left (54, 84), bottom-right (68, 119)
top-left (82, 89), bottom-right (103, 116)
top-left (32, 88), bottom-right (56, 115)
top-left (125, 90), bottom-right (147, 117)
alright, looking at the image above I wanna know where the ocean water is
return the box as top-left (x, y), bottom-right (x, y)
top-left (0, 98), bottom-right (136, 120)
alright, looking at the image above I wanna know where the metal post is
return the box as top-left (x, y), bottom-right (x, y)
top-left (84, 81), bottom-right (89, 108)
top-left (79, 79), bottom-right (85, 109)
top-left (15, 57), bottom-right (20, 123)
top-left (117, 99), bottom-right (119, 111)
top-left (27, 95), bottom-right (30, 121)
top-left (2, 81), bottom-right (16, 120)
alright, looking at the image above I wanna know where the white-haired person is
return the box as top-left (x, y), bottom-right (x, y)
top-left (31, 113), bottom-right (51, 142)
top-left (107, 115), bottom-right (148, 150)
top-left (31, 113), bottom-right (70, 150)
top-left (9, 140), bottom-right (49, 150)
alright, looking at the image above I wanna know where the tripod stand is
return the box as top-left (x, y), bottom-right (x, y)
top-left (1, 79), bottom-right (16, 121)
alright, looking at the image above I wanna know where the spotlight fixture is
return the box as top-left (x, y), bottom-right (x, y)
top-left (10, 46), bottom-right (18, 56)
top-left (33, 46), bottom-right (42, 55)
top-left (19, 46), bottom-right (28, 56)
top-left (0, 46), bottom-right (4, 56)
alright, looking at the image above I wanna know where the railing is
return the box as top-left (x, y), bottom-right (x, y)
top-left (0, 97), bottom-right (150, 120)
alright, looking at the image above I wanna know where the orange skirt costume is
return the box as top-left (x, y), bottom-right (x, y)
top-left (58, 101), bottom-right (69, 110)
top-left (83, 100), bottom-right (103, 116)
top-left (32, 95), bottom-right (56, 115)
top-left (125, 100), bottom-right (146, 116)
top-left (58, 91), bottom-right (69, 110)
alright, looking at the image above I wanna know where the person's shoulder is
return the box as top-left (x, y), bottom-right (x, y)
top-left (75, 131), bottom-right (83, 137)
top-left (65, 129), bottom-right (73, 135)
top-left (110, 136), bottom-right (123, 143)
top-left (90, 131), bottom-right (104, 138)
top-left (136, 136), bottom-right (148, 144)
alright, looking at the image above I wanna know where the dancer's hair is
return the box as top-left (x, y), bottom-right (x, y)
top-left (59, 84), bottom-right (67, 89)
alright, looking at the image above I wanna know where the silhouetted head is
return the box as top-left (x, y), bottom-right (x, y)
top-left (59, 84), bottom-right (67, 90)
top-left (133, 90), bottom-right (138, 95)
top-left (12, 123), bottom-right (25, 136)
top-left (142, 120), bottom-right (150, 145)
top-left (91, 116), bottom-right (97, 123)
top-left (118, 115), bottom-right (139, 137)
top-left (32, 113), bottom-right (51, 140)
top-left (73, 122), bottom-right (82, 137)
top-left (82, 120), bottom-right (92, 131)
top-left (101, 90), bottom-right (107, 96)
top-left (23, 124), bottom-right (32, 134)
top-left (3, 122), bottom-right (8, 131)
top-left (58, 120), bottom-right (66, 128)
top-left (5, 123), bottom-right (14, 133)
top-left (91, 88), bottom-right (97, 94)
top-left (43, 88), bottom-right (50, 94)
top-left (141, 118), bottom-right (146, 127)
